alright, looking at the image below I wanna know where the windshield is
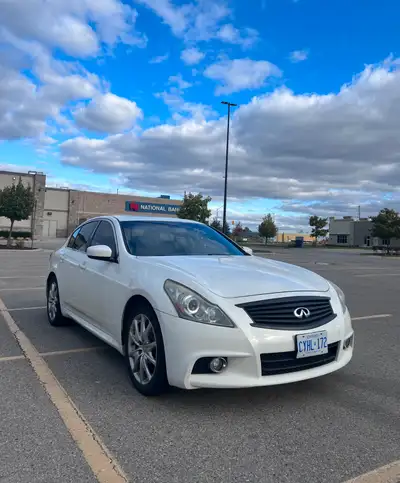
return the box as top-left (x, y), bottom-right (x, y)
top-left (120, 221), bottom-right (245, 257)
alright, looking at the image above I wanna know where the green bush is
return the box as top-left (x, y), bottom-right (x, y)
top-left (0, 230), bottom-right (32, 239)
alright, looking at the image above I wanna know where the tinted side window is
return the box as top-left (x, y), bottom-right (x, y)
top-left (89, 221), bottom-right (117, 257)
top-left (67, 228), bottom-right (80, 248)
top-left (72, 221), bottom-right (98, 251)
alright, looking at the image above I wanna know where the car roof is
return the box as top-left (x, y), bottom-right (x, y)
top-left (101, 215), bottom-right (202, 224)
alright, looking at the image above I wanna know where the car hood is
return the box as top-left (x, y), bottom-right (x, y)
top-left (146, 255), bottom-right (330, 298)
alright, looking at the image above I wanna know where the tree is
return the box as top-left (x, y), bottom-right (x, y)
top-left (309, 216), bottom-right (328, 245)
top-left (371, 208), bottom-right (400, 253)
top-left (258, 214), bottom-right (277, 244)
top-left (210, 218), bottom-right (222, 230)
top-left (210, 218), bottom-right (231, 235)
top-left (177, 192), bottom-right (212, 224)
top-left (0, 180), bottom-right (35, 246)
top-left (232, 221), bottom-right (244, 237)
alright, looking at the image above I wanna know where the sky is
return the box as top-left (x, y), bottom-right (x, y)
top-left (0, 0), bottom-right (400, 233)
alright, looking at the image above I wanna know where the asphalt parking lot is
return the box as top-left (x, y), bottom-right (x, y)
top-left (0, 245), bottom-right (399, 483)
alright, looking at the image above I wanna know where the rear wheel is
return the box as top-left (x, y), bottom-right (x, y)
top-left (46, 277), bottom-right (69, 327)
top-left (124, 303), bottom-right (168, 396)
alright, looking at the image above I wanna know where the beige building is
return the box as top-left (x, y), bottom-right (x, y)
top-left (276, 232), bottom-right (314, 243)
top-left (1, 170), bottom-right (182, 238)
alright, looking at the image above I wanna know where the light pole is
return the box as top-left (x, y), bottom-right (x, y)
top-left (215, 205), bottom-right (224, 222)
top-left (221, 101), bottom-right (237, 234)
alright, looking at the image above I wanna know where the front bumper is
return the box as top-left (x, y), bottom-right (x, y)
top-left (157, 307), bottom-right (354, 390)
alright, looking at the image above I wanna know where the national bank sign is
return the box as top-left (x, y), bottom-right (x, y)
top-left (125, 201), bottom-right (180, 214)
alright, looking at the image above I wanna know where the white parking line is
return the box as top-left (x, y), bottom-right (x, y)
top-left (352, 314), bottom-right (392, 321)
top-left (40, 347), bottom-right (106, 357)
top-left (355, 273), bottom-right (400, 278)
top-left (0, 355), bottom-right (25, 362)
top-left (344, 459), bottom-right (400, 482)
top-left (0, 275), bottom-right (46, 279)
top-left (4, 306), bottom-right (46, 312)
top-left (0, 296), bottom-right (129, 483)
top-left (0, 347), bottom-right (105, 362)
top-left (0, 287), bottom-right (43, 291)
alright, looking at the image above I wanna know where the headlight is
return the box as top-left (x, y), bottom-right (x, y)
top-left (164, 279), bottom-right (235, 328)
top-left (330, 282), bottom-right (347, 313)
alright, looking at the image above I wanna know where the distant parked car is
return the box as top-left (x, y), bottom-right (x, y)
top-left (46, 216), bottom-right (354, 396)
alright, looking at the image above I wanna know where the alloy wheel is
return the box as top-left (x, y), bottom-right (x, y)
top-left (47, 282), bottom-right (58, 321)
top-left (128, 314), bottom-right (157, 385)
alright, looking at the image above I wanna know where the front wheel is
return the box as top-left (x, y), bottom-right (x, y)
top-left (46, 277), bottom-right (69, 327)
top-left (124, 303), bottom-right (168, 396)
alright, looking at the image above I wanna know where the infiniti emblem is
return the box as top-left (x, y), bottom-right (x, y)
top-left (294, 307), bottom-right (311, 319)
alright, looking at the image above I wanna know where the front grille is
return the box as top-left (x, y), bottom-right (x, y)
top-left (237, 296), bottom-right (336, 330)
top-left (260, 342), bottom-right (339, 376)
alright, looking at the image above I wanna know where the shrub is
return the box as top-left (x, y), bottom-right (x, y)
top-left (0, 230), bottom-right (32, 239)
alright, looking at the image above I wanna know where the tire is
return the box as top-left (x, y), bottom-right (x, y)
top-left (124, 302), bottom-right (168, 397)
top-left (46, 276), bottom-right (69, 327)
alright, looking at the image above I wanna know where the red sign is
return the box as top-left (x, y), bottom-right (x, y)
top-left (129, 202), bottom-right (139, 211)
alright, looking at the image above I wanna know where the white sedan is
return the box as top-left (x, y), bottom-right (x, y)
top-left (47, 215), bottom-right (354, 396)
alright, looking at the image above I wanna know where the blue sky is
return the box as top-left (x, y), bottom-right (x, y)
top-left (1, 0), bottom-right (400, 231)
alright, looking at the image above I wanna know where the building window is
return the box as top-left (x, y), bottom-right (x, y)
top-left (381, 239), bottom-right (389, 246)
top-left (337, 234), bottom-right (348, 244)
top-left (364, 236), bottom-right (370, 246)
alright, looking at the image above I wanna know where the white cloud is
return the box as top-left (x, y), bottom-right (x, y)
top-left (168, 73), bottom-right (192, 90)
top-left (204, 58), bottom-right (282, 95)
top-left (135, 0), bottom-right (258, 47)
top-left (135, 0), bottom-right (188, 35)
top-left (149, 53), bottom-right (169, 64)
top-left (74, 93), bottom-right (143, 134)
top-left (58, 58), bottom-right (400, 224)
top-left (217, 25), bottom-right (259, 49)
top-left (0, 51), bottom-right (100, 140)
top-left (289, 49), bottom-right (309, 63)
top-left (181, 47), bottom-right (205, 65)
top-left (0, 0), bottom-right (146, 58)
top-left (155, 74), bottom-right (216, 122)
top-left (0, 0), bottom-right (146, 141)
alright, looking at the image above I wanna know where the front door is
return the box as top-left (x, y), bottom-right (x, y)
top-left (78, 220), bottom-right (127, 343)
top-left (58, 221), bottom-right (99, 314)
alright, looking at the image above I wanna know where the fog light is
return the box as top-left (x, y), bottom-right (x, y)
top-left (343, 335), bottom-right (353, 349)
top-left (209, 357), bottom-right (227, 373)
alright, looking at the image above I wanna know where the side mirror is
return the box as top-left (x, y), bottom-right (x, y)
top-left (242, 246), bottom-right (253, 256)
top-left (87, 245), bottom-right (113, 260)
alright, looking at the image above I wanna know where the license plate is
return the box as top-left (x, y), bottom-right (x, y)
top-left (296, 331), bottom-right (328, 359)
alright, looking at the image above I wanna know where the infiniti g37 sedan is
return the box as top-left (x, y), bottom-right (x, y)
top-left (46, 216), bottom-right (354, 396)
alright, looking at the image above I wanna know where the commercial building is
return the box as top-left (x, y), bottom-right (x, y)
top-left (328, 216), bottom-right (399, 247)
top-left (0, 170), bottom-right (182, 238)
top-left (276, 232), bottom-right (314, 244)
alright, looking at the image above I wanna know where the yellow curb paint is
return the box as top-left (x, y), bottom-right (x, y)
top-left (344, 460), bottom-right (400, 483)
top-left (0, 297), bottom-right (129, 483)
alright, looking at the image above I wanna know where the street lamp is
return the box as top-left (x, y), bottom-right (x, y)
top-left (221, 101), bottom-right (237, 234)
top-left (215, 205), bottom-right (224, 222)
